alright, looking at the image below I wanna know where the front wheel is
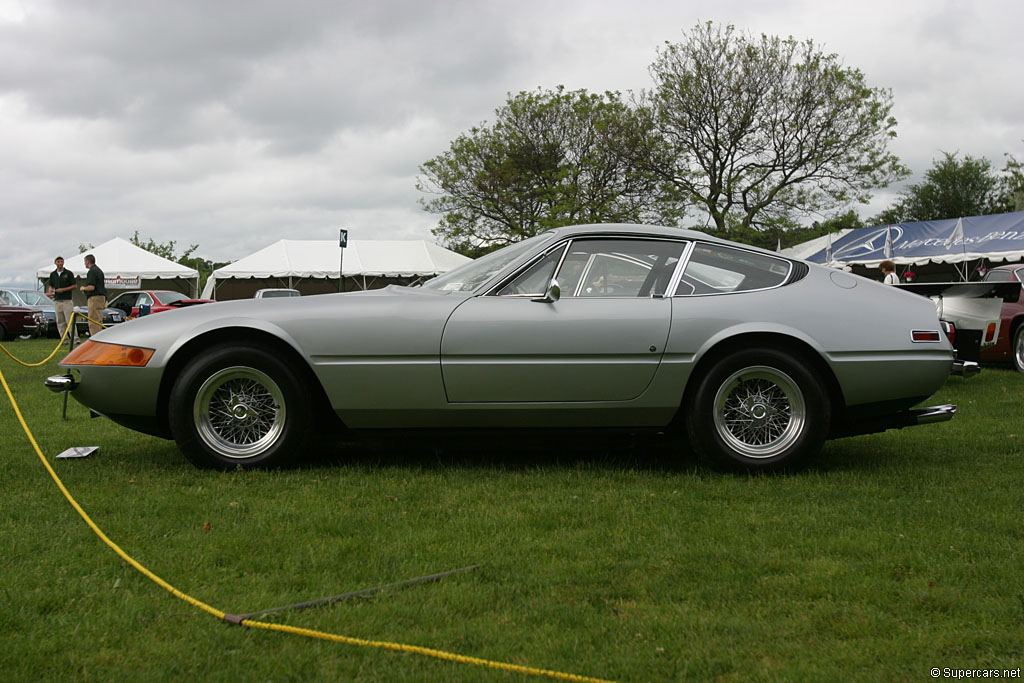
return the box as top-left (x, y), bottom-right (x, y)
top-left (1013, 325), bottom-right (1024, 374)
top-left (169, 344), bottom-right (311, 469)
top-left (686, 348), bottom-right (830, 472)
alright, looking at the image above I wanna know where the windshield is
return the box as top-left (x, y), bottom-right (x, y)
top-left (421, 234), bottom-right (554, 292)
top-left (153, 291), bottom-right (189, 305)
top-left (19, 291), bottom-right (50, 306)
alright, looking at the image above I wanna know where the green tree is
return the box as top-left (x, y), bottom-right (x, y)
top-left (872, 152), bottom-right (1005, 223)
top-left (999, 151), bottom-right (1024, 212)
top-left (418, 87), bottom-right (678, 255)
top-left (130, 230), bottom-right (198, 262)
top-left (128, 231), bottom-right (225, 293)
top-left (631, 22), bottom-right (907, 236)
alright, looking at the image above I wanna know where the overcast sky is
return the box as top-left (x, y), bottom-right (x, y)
top-left (2, 0), bottom-right (1022, 286)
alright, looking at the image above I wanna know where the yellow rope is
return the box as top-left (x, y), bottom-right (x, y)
top-left (0, 361), bottom-right (613, 683)
top-left (0, 311), bottom-right (105, 368)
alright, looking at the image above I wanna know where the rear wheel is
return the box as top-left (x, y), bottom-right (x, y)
top-left (169, 344), bottom-right (311, 469)
top-left (1013, 325), bottom-right (1024, 374)
top-left (686, 347), bottom-right (829, 472)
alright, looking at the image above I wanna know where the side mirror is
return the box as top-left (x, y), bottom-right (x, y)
top-left (532, 279), bottom-right (560, 303)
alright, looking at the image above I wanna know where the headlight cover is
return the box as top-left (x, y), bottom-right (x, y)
top-left (63, 340), bottom-right (155, 367)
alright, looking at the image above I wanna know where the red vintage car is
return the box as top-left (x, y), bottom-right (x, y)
top-left (107, 290), bottom-right (215, 319)
top-left (980, 264), bottom-right (1024, 373)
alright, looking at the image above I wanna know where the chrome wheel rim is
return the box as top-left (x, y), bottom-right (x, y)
top-left (194, 366), bottom-right (286, 459)
top-left (712, 365), bottom-right (806, 459)
top-left (1015, 329), bottom-right (1024, 372)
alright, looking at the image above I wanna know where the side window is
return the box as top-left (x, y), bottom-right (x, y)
top-left (0, 291), bottom-right (11, 305)
top-left (556, 239), bottom-right (685, 298)
top-left (138, 293), bottom-right (153, 306)
top-left (496, 246), bottom-right (566, 297)
top-left (983, 270), bottom-right (1011, 282)
top-left (675, 243), bottom-right (791, 296)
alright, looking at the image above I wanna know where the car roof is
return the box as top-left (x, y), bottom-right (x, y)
top-left (544, 223), bottom-right (716, 241)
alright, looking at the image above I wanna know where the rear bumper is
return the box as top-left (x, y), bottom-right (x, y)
top-left (907, 403), bottom-right (957, 425)
top-left (835, 403), bottom-right (957, 439)
top-left (951, 360), bottom-right (980, 377)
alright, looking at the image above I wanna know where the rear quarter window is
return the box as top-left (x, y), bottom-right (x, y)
top-left (675, 243), bottom-right (792, 296)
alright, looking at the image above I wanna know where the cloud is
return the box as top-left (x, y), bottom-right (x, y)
top-left (1, 0), bottom-right (1022, 286)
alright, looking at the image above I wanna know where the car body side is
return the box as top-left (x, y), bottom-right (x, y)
top-left (62, 226), bottom-right (953, 442)
top-left (107, 290), bottom-right (215, 318)
top-left (980, 265), bottom-right (1024, 368)
top-left (0, 304), bottom-right (44, 339)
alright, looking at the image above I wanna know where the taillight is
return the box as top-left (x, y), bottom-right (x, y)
top-left (912, 330), bottom-right (942, 342)
top-left (940, 321), bottom-right (956, 345)
top-left (985, 322), bottom-right (997, 343)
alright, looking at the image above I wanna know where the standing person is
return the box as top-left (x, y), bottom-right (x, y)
top-left (47, 255), bottom-right (78, 342)
top-left (880, 260), bottom-right (899, 285)
top-left (79, 254), bottom-right (107, 336)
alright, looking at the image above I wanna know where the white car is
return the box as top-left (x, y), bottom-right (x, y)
top-left (254, 288), bottom-right (301, 299)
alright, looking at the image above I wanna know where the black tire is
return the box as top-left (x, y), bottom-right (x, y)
top-left (1013, 325), bottom-right (1024, 374)
top-left (169, 344), bottom-right (312, 469)
top-left (0, 322), bottom-right (7, 341)
top-left (686, 347), bottom-right (830, 472)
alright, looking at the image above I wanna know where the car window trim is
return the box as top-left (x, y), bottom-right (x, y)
top-left (671, 241), bottom-right (794, 298)
top-left (488, 242), bottom-right (569, 298)
top-left (486, 235), bottom-right (690, 299)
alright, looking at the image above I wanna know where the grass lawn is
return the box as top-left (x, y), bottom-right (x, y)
top-left (1, 337), bottom-right (1022, 681)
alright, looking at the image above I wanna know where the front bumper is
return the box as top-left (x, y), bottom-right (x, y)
top-left (45, 373), bottom-right (78, 393)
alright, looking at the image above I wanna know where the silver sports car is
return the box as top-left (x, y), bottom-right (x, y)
top-left (48, 224), bottom-right (971, 471)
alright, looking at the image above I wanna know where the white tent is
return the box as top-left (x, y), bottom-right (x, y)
top-left (202, 239), bottom-right (472, 300)
top-left (36, 237), bottom-right (200, 304)
top-left (779, 229), bottom-right (853, 262)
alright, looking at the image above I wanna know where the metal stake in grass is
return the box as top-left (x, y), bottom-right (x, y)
top-left (223, 564), bottom-right (481, 624)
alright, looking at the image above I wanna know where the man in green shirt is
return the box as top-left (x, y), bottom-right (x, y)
top-left (47, 255), bottom-right (78, 341)
top-left (79, 254), bottom-right (107, 336)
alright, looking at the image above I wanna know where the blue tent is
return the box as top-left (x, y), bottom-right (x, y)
top-left (801, 211), bottom-right (1024, 267)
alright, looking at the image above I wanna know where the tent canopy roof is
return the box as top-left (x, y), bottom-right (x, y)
top-left (35, 237), bottom-right (199, 279)
top-left (797, 211), bottom-right (1024, 267)
top-left (210, 239), bottom-right (472, 279)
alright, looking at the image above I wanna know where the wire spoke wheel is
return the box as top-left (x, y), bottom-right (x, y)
top-left (712, 365), bottom-right (806, 459)
top-left (194, 366), bottom-right (286, 459)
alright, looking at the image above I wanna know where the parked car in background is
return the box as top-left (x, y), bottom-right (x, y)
top-left (52, 224), bottom-right (967, 473)
top-left (0, 292), bottom-right (45, 340)
top-left (107, 290), bottom-right (215, 318)
top-left (76, 303), bottom-right (128, 331)
top-left (0, 288), bottom-right (72, 338)
top-left (254, 288), bottom-right (301, 299)
top-left (0, 288), bottom-right (131, 337)
top-left (980, 264), bottom-right (1024, 373)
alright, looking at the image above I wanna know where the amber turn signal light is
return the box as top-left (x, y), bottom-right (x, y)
top-left (63, 340), bottom-right (155, 367)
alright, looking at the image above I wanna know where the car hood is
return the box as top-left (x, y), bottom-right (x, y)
top-left (86, 285), bottom-right (470, 361)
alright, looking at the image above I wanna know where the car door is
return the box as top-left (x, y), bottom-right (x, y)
top-left (108, 292), bottom-right (138, 317)
top-left (136, 292), bottom-right (155, 315)
top-left (440, 237), bottom-right (685, 403)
